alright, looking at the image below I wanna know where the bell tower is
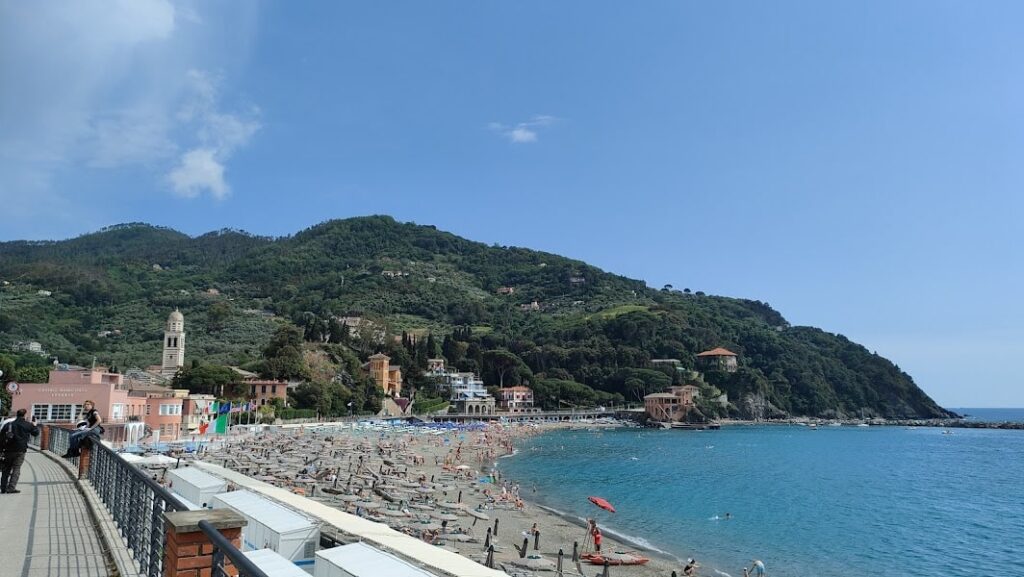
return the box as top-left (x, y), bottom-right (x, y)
top-left (162, 309), bottom-right (185, 377)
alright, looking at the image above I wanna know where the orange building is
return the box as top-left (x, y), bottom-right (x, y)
top-left (246, 379), bottom-right (289, 407)
top-left (367, 353), bottom-right (402, 396)
top-left (696, 347), bottom-right (739, 372)
top-left (644, 385), bottom-right (699, 423)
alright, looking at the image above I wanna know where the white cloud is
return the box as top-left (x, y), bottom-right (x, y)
top-left (0, 0), bottom-right (261, 227)
top-left (489, 115), bottom-right (559, 144)
top-left (168, 148), bottom-right (227, 199)
top-left (166, 70), bottom-right (261, 199)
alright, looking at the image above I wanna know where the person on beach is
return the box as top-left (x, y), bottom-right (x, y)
top-left (592, 524), bottom-right (603, 552)
top-left (749, 559), bottom-right (766, 576)
top-left (683, 558), bottom-right (699, 576)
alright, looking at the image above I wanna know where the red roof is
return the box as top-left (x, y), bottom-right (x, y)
top-left (696, 347), bottom-right (737, 357)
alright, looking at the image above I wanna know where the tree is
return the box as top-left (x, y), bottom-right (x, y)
top-left (207, 301), bottom-right (232, 331)
top-left (482, 349), bottom-right (529, 388)
top-left (15, 365), bottom-right (49, 383)
top-left (261, 325), bottom-right (308, 380)
top-left (173, 364), bottom-right (245, 397)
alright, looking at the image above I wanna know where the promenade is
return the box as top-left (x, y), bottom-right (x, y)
top-left (0, 451), bottom-right (110, 577)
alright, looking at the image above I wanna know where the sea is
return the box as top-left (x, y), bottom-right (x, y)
top-left (499, 410), bottom-right (1024, 577)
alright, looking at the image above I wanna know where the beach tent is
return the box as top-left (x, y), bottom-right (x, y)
top-left (138, 454), bottom-right (178, 467)
top-left (244, 549), bottom-right (310, 577)
top-left (212, 490), bottom-right (320, 569)
top-left (166, 466), bottom-right (227, 509)
top-left (314, 542), bottom-right (440, 577)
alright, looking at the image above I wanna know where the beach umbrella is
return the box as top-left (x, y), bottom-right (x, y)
top-left (416, 486), bottom-right (434, 494)
top-left (336, 494), bottom-right (359, 502)
top-left (467, 509), bottom-right (489, 521)
top-left (409, 504), bottom-right (434, 511)
top-left (438, 501), bottom-right (463, 510)
top-left (433, 512), bottom-right (459, 522)
top-left (354, 500), bottom-right (381, 509)
top-left (448, 533), bottom-right (477, 543)
top-left (588, 496), bottom-right (616, 513)
top-left (455, 465), bottom-right (471, 470)
top-left (511, 555), bottom-right (556, 572)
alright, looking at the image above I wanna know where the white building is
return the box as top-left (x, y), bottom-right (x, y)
top-left (161, 309), bottom-right (185, 377)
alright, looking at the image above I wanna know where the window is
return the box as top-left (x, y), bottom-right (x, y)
top-left (30, 404), bottom-right (81, 422)
top-left (159, 404), bottom-right (182, 416)
top-left (111, 404), bottom-right (124, 420)
top-left (31, 405), bottom-right (49, 422)
top-left (271, 385), bottom-right (277, 394)
top-left (145, 404), bottom-right (151, 416)
top-left (261, 385), bottom-right (267, 394)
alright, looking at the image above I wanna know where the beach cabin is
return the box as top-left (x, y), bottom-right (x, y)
top-left (314, 542), bottom-right (440, 577)
top-left (166, 466), bottom-right (227, 509)
top-left (211, 490), bottom-right (320, 571)
top-left (245, 549), bottom-right (311, 577)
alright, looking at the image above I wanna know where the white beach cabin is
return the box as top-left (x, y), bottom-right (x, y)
top-left (244, 549), bottom-right (310, 577)
top-left (314, 542), bottom-right (440, 577)
top-left (211, 490), bottom-right (320, 571)
top-left (166, 466), bottom-right (227, 509)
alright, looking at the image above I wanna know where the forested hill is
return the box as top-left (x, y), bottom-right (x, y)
top-left (0, 216), bottom-right (953, 419)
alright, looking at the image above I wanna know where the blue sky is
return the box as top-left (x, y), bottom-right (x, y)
top-left (2, 1), bottom-right (1022, 406)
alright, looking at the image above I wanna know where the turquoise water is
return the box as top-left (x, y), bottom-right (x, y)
top-left (499, 426), bottom-right (1024, 577)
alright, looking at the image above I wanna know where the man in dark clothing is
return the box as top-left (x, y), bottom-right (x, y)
top-left (1, 409), bottom-right (39, 494)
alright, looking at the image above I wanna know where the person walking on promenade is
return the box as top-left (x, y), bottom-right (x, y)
top-left (1, 409), bottom-right (40, 494)
top-left (63, 400), bottom-right (103, 458)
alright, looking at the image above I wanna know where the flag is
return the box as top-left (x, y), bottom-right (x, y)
top-left (218, 402), bottom-right (231, 415)
top-left (199, 421), bottom-right (209, 435)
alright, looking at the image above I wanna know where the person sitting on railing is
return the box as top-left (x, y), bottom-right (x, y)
top-left (62, 400), bottom-right (103, 458)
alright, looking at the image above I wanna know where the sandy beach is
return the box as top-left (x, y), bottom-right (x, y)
top-left (203, 421), bottom-right (688, 577)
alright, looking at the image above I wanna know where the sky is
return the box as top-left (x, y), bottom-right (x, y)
top-left (1, 1), bottom-right (1022, 407)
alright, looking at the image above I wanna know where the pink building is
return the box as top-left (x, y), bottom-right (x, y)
top-left (246, 379), bottom-right (289, 408)
top-left (498, 386), bottom-right (536, 413)
top-left (12, 368), bottom-right (188, 441)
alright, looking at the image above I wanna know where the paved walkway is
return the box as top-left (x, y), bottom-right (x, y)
top-left (0, 452), bottom-right (111, 577)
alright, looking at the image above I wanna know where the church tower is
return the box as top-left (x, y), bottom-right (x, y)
top-left (161, 309), bottom-right (185, 377)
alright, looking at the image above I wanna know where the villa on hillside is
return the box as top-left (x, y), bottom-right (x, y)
top-left (423, 359), bottom-right (496, 415)
top-left (498, 386), bottom-right (536, 413)
top-left (696, 347), bottom-right (739, 372)
top-left (644, 385), bottom-right (701, 423)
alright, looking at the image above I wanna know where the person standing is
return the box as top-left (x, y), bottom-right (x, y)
top-left (1, 409), bottom-right (40, 494)
top-left (63, 400), bottom-right (103, 458)
top-left (749, 559), bottom-right (766, 576)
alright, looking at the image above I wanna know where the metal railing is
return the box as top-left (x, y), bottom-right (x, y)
top-left (88, 439), bottom-right (186, 577)
top-left (46, 426), bottom-right (267, 577)
top-left (200, 520), bottom-right (271, 577)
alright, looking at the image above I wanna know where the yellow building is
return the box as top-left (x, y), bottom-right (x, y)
top-left (367, 353), bottom-right (403, 396)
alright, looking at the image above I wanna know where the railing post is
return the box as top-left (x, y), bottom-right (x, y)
top-left (78, 446), bottom-right (92, 480)
top-left (164, 510), bottom-right (246, 577)
top-left (40, 425), bottom-right (51, 451)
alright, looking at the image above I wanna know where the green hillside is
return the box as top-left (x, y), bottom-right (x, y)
top-left (0, 216), bottom-right (953, 419)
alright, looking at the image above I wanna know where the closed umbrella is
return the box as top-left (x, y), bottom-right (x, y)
top-left (467, 509), bottom-right (489, 521)
top-left (354, 500), bottom-right (381, 510)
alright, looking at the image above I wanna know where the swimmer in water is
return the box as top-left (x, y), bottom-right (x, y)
top-left (724, 512), bottom-right (732, 520)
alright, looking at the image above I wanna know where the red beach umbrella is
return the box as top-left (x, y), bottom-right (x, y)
top-left (588, 496), bottom-right (616, 513)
